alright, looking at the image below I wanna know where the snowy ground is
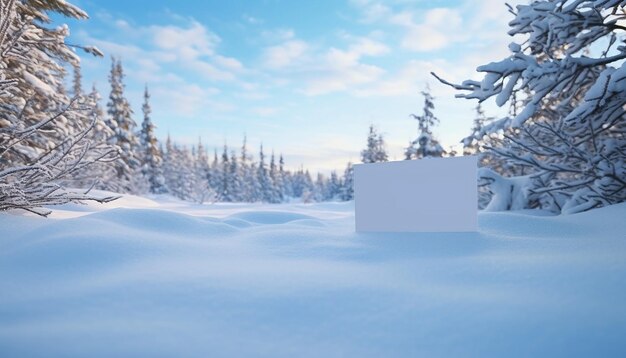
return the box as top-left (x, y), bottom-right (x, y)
top-left (1, 193), bottom-right (625, 357)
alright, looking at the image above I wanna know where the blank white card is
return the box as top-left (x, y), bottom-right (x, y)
top-left (354, 156), bottom-right (477, 232)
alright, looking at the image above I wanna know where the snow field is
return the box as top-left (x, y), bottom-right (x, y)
top-left (1, 195), bottom-right (625, 357)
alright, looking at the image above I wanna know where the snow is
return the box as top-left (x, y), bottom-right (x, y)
top-left (22, 71), bottom-right (56, 97)
top-left (1, 194), bottom-right (626, 357)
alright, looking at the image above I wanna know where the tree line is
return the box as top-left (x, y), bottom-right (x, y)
top-left (1, 0), bottom-right (624, 215)
top-left (95, 57), bottom-right (356, 204)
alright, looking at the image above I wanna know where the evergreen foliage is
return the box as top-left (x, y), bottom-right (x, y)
top-left (105, 57), bottom-right (139, 193)
top-left (139, 85), bottom-right (165, 194)
top-left (437, 0), bottom-right (626, 213)
top-left (0, 0), bottom-right (116, 216)
top-left (405, 87), bottom-right (446, 159)
top-left (361, 125), bottom-right (388, 163)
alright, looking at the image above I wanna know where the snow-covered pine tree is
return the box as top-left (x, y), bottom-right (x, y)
top-left (228, 150), bottom-right (243, 202)
top-left (238, 136), bottom-right (252, 201)
top-left (67, 79), bottom-right (117, 189)
top-left (192, 138), bottom-right (215, 203)
top-left (361, 125), bottom-right (388, 163)
top-left (0, 0), bottom-right (116, 215)
top-left (375, 134), bottom-right (388, 162)
top-left (290, 167), bottom-right (304, 199)
top-left (257, 144), bottom-right (273, 202)
top-left (434, 0), bottom-right (626, 213)
top-left (340, 162), bottom-right (354, 201)
top-left (178, 145), bottom-right (197, 201)
top-left (105, 57), bottom-right (140, 193)
top-left (326, 171), bottom-right (342, 201)
top-left (208, 148), bottom-right (221, 196)
top-left (248, 160), bottom-right (260, 202)
top-left (162, 134), bottom-right (179, 197)
top-left (139, 85), bottom-right (165, 194)
top-left (219, 144), bottom-right (233, 201)
top-left (313, 172), bottom-right (326, 202)
top-left (300, 169), bottom-right (315, 203)
top-left (197, 140), bottom-right (210, 201)
top-left (405, 87), bottom-right (446, 159)
top-left (163, 142), bottom-right (196, 201)
top-left (85, 84), bottom-right (111, 144)
top-left (279, 154), bottom-right (292, 199)
top-left (269, 152), bottom-right (283, 203)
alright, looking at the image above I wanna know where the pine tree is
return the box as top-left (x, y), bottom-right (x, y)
top-left (178, 146), bottom-right (197, 201)
top-left (69, 84), bottom-right (117, 189)
top-left (192, 138), bottom-right (215, 203)
top-left (86, 84), bottom-right (111, 143)
top-left (239, 136), bottom-right (254, 202)
top-left (139, 85), bottom-right (165, 194)
top-left (279, 154), bottom-right (291, 199)
top-left (405, 87), bottom-right (446, 159)
top-left (228, 150), bottom-right (242, 202)
top-left (300, 170), bottom-right (315, 203)
top-left (206, 148), bottom-right (220, 199)
top-left (340, 162), bottom-right (354, 201)
top-left (269, 152), bottom-right (283, 203)
top-left (327, 171), bottom-right (342, 201)
top-left (257, 144), bottom-right (273, 202)
top-left (105, 57), bottom-right (140, 193)
top-left (162, 141), bottom-right (198, 201)
top-left (361, 125), bottom-right (389, 163)
top-left (219, 144), bottom-right (232, 201)
top-left (162, 135), bottom-right (177, 196)
top-left (313, 173), bottom-right (326, 202)
top-left (190, 141), bottom-right (215, 203)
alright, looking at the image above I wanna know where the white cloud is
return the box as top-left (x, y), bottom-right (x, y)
top-left (262, 40), bottom-right (309, 69)
top-left (214, 55), bottom-right (244, 71)
top-left (348, 37), bottom-right (390, 57)
top-left (304, 63), bottom-right (384, 95)
top-left (391, 8), bottom-right (464, 52)
top-left (84, 19), bottom-right (246, 84)
top-left (350, 0), bottom-right (392, 23)
top-left (150, 21), bottom-right (220, 60)
top-left (188, 61), bottom-right (235, 81)
top-left (152, 83), bottom-right (224, 117)
top-left (259, 33), bottom-right (389, 95)
top-left (353, 59), bottom-right (458, 97)
top-left (301, 37), bottom-right (389, 95)
top-left (305, 55), bottom-right (382, 94)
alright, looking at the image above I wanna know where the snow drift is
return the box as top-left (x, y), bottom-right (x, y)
top-left (1, 195), bottom-right (625, 357)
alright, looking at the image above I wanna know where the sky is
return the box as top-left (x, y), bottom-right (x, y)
top-left (61, 0), bottom-right (521, 174)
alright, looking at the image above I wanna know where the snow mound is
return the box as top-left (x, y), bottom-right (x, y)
top-left (1, 199), bottom-right (625, 357)
top-left (227, 210), bottom-right (317, 224)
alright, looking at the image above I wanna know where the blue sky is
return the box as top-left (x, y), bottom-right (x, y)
top-left (63, 0), bottom-right (520, 173)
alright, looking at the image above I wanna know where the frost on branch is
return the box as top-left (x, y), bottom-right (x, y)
top-left (435, 0), bottom-right (626, 213)
top-left (0, 0), bottom-right (117, 216)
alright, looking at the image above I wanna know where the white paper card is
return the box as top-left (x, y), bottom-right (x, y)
top-left (354, 156), bottom-right (477, 232)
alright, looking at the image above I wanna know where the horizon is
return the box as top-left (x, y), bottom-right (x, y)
top-left (62, 0), bottom-right (518, 174)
